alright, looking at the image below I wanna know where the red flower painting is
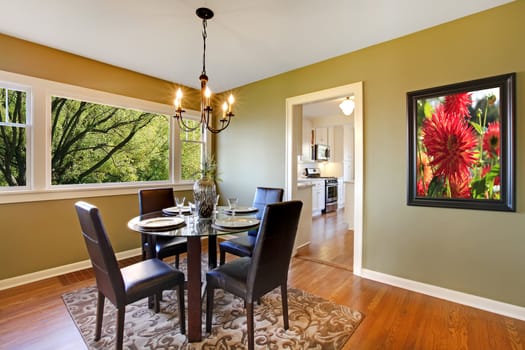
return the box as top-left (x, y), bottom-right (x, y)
top-left (415, 90), bottom-right (501, 200)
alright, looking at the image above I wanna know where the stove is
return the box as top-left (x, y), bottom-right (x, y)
top-left (304, 168), bottom-right (338, 213)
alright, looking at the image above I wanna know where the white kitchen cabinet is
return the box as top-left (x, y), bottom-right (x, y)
top-left (314, 127), bottom-right (328, 145)
top-left (337, 177), bottom-right (345, 209)
top-left (311, 179), bottom-right (325, 216)
top-left (344, 182), bottom-right (354, 230)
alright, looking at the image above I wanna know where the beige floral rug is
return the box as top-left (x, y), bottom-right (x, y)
top-left (62, 284), bottom-right (363, 349)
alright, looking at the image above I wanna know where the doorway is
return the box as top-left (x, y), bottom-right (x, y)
top-left (285, 82), bottom-right (363, 274)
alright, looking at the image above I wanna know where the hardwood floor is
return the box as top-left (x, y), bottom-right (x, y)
top-left (1, 214), bottom-right (524, 349)
top-left (296, 208), bottom-right (353, 269)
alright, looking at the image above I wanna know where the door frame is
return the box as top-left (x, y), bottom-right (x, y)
top-left (285, 82), bottom-right (363, 274)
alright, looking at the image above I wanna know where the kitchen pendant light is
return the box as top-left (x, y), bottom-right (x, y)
top-left (173, 7), bottom-right (235, 134)
top-left (339, 97), bottom-right (355, 116)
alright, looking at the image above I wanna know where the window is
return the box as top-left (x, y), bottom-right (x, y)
top-left (0, 70), bottom-right (208, 203)
top-left (0, 85), bottom-right (30, 188)
top-left (51, 96), bottom-right (169, 185)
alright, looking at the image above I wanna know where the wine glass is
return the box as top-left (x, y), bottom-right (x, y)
top-left (175, 196), bottom-right (185, 217)
top-left (213, 194), bottom-right (220, 217)
top-left (228, 197), bottom-right (238, 218)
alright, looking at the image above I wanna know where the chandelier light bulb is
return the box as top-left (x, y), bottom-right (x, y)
top-left (174, 88), bottom-right (183, 109)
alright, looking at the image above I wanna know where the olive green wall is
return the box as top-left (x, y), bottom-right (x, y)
top-left (217, 1), bottom-right (525, 307)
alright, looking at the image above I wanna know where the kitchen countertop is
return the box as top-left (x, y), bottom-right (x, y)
top-left (297, 182), bottom-right (314, 189)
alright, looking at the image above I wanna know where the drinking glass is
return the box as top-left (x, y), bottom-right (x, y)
top-left (228, 197), bottom-right (238, 218)
top-left (175, 196), bottom-right (185, 216)
top-left (213, 194), bottom-right (220, 218)
top-left (186, 201), bottom-right (196, 225)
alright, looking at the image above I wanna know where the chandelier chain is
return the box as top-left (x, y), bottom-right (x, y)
top-left (202, 18), bottom-right (207, 76)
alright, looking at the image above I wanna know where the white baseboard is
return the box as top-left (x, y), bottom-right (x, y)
top-left (293, 241), bottom-right (311, 256)
top-left (360, 268), bottom-right (525, 321)
top-left (0, 248), bottom-right (142, 291)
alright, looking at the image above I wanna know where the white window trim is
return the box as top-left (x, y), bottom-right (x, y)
top-left (0, 69), bottom-right (207, 204)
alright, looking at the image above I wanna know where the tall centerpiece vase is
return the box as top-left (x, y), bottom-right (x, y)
top-left (193, 176), bottom-right (216, 219)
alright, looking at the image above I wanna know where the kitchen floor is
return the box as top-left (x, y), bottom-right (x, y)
top-left (295, 209), bottom-right (353, 270)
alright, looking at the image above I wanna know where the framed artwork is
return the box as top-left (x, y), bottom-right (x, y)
top-left (407, 73), bottom-right (515, 211)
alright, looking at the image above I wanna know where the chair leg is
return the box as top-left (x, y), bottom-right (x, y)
top-left (154, 292), bottom-right (161, 313)
top-left (206, 287), bottom-right (214, 332)
top-left (281, 285), bottom-right (289, 330)
top-left (178, 283), bottom-right (186, 334)
top-left (116, 306), bottom-right (125, 350)
top-left (175, 254), bottom-right (180, 269)
top-left (95, 291), bottom-right (105, 341)
top-left (219, 249), bottom-right (226, 265)
top-left (246, 302), bottom-right (255, 350)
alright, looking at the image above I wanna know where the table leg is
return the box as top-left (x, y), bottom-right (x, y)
top-left (146, 235), bottom-right (157, 309)
top-left (146, 235), bottom-right (157, 259)
top-left (186, 236), bottom-right (202, 342)
top-left (208, 235), bottom-right (217, 269)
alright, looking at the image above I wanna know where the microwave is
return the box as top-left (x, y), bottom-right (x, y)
top-left (312, 144), bottom-right (330, 161)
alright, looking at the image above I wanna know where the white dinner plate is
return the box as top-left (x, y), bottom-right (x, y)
top-left (223, 206), bottom-right (258, 214)
top-left (137, 217), bottom-right (185, 229)
top-left (213, 217), bottom-right (260, 229)
top-left (162, 206), bottom-right (191, 215)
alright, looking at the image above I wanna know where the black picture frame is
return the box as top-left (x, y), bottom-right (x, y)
top-left (407, 73), bottom-right (515, 211)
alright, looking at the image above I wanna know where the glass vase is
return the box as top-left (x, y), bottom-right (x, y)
top-left (193, 177), bottom-right (216, 219)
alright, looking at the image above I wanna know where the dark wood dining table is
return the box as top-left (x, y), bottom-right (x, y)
top-left (127, 209), bottom-right (259, 342)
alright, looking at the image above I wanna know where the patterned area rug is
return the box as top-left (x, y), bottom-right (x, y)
top-left (62, 284), bottom-right (363, 349)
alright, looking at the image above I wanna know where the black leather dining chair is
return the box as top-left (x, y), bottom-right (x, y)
top-left (74, 201), bottom-right (185, 350)
top-left (206, 200), bottom-right (303, 350)
top-left (138, 188), bottom-right (188, 268)
top-left (218, 187), bottom-right (284, 265)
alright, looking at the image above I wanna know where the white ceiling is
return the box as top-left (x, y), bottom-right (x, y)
top-left (0, 0), bottom-right (512, 93)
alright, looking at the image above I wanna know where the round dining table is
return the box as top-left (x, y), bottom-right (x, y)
top-left (127, 209), bottom-right (259, 342)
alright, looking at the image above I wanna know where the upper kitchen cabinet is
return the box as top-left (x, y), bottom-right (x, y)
top-left (314, 127), bottom-right (328, 145)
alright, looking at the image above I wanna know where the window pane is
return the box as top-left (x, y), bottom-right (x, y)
top-left (0, 125), bottom-right (27, 186)
top-left (0, 88), bottom-right (28, 187)
top-left (51, 96), bottom-right (169, 185)
top-left (181, 141), bottom-right (202, 180)
top-left (8, 89), bottom-right (27, 124)
top-left (179, 119), bottom-right (204, 181)
top-left (0, 89), bottom-right (5, 122)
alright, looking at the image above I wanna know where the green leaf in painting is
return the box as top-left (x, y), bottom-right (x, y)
top-left (469, 120), bottom-right (483, 135)
top-left (471, 177), bottom-right (487, 199)
top-left (423, 101), bottom-right (433, 118)
top-left (427, 176), bottom-right (445, 198)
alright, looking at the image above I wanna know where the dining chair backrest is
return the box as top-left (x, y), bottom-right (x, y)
top-left (138, 187), bottom-right (175, 215)
top-left (247, 200), bottom-right (302, 300)
top-left (248, 187), bottom-right (284, 236)
top-left (75, 201), bottom-right (125, 306)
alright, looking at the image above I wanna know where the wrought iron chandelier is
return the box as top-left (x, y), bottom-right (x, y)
top-left (173, 7), bottom-right (235, 134)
